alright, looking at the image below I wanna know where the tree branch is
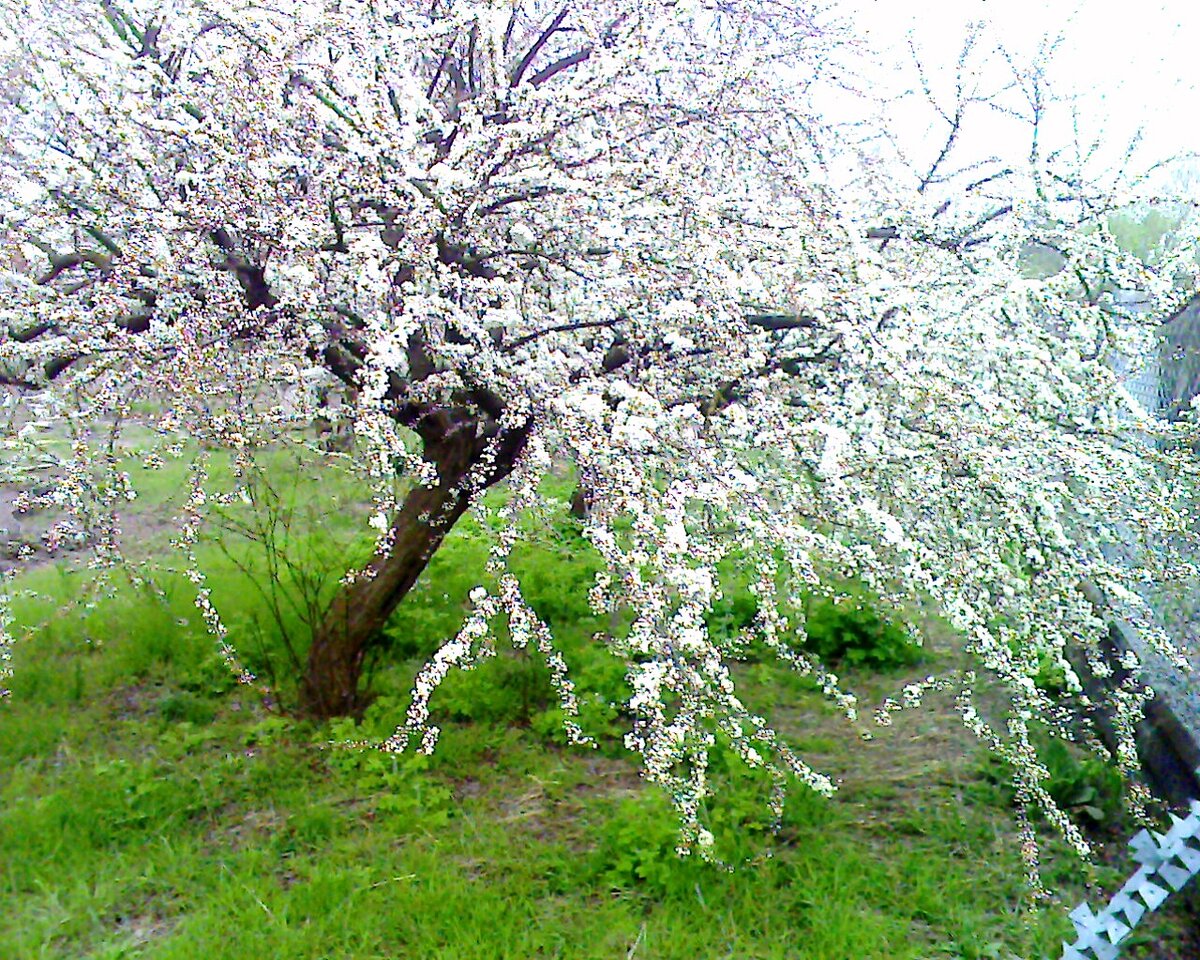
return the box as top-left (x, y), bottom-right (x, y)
top-left (510, 5), bottom-right (571, 88)
top-left (530, 47), bottom-right (592, 87)
top-left (504, 317), bottom-right (619, 352)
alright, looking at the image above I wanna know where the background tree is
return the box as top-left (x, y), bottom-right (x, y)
top-left (2, 0), bottom-right (1199, 863)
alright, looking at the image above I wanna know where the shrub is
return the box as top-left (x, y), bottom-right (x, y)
top-left (801, 589), bottom-right (922, 670)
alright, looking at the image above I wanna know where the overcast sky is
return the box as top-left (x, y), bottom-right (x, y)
top-left (834, 0), bottom-right (1200, 176)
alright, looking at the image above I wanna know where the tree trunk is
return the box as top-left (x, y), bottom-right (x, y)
top-left (298, 412), bottom-right (530, 719)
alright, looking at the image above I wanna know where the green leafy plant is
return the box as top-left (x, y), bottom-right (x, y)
top-left (801, 589), bottom-right (922, 670)
top-left (322, 726), bottom-right (456, 829)
top-left (590, 792), bottom-right (691, 898)
top-left (433, 649), bottom-right (554, 726)
top-left (158, 691), bottom-right (217, 726)
top-left (706, 557), bottom-right (921, 672)
top-left (1039, 736), bottom-right (1123, 825)
top-left (979, 732), bottom-right (1123, 827)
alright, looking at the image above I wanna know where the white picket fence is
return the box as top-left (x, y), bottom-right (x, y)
top-left (1059, 779), bottom-right (1200, 959)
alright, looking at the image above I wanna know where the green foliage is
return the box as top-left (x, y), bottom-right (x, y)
top-left (802, 590), bottom-right (922, 670)
top-left (376, 515), bottom-right (492, 662)
top-left (176, 650), bottom-right (242, 698)
top-left (1038, 737), bottom-right (1124, 826)
top-left (2, 575), bottom-right (1182, 960)
top-left (433, 650), bottom-right (555, 725)
top-left (979, 731), bottom-right (1124, 827)
top-left (706, 555), bottom-right (921, 671)
top-left (590, 791), bottom-right (692, 897)
top-left (158, 691), bottom-right (217, 726)
top-left (705, 575), bottom-right (760, 645)
top-left (1030, 651), bottom-right (1069, 695)
top-left (6, 451), bottom-right (1194, 959)
top-left (321, 738), bottom-right (456, 830)
top-left (374, 505), bottom-right (634, 752)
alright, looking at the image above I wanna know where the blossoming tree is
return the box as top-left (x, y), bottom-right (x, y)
top-left (2, 0), bottom-right (1198, 861)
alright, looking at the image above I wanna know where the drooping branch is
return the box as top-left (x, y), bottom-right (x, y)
top-left (504, 317), bottom-right (620, 352)
top-left (36, 249), bottom-right (113, 285)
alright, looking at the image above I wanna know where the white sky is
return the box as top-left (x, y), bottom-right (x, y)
top-left (834, 0), bottom-right (1200, 175)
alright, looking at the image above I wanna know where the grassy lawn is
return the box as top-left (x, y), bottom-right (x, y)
top-left (1, 442), bottom-right (1197, 959)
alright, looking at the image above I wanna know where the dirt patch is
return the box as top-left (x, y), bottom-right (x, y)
top-left (0, 484), bottom-right (90, 574)
top-left (106, 908), bottom-right (178, 948)
top-left (203, 805), bottom-right (288, 853)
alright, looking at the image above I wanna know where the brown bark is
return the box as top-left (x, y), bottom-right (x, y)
top-left (298, 410), bottom-right (531, 719)
top-left (569, 484), bottom-right (591, 519)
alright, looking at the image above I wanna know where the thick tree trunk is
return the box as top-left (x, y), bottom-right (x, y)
top-left (298, 412), bottom-right (530, 719)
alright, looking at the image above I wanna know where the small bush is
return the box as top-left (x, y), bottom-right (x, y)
top-left (590, 792), bottom-right (690, 897)
top-left (979, 731), bottom-right (1124, 828)
top-left (435, 649), bottom-right (554, 725)
top-left (706, 549), bottom-right (919, 671)
top-left (1039, 736), bottom-right (1123, 826)
top-left (802, 590), bottom-right (921, 670)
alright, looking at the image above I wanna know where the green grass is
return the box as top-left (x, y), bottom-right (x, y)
top-left (2, 445), bottom-right (1198, 959)
top-left (1, 682), bottom-right (1080, 960)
